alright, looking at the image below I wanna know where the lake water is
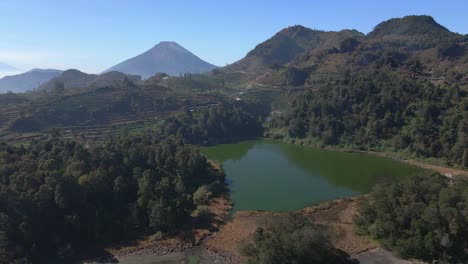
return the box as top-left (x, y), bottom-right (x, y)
top-left (203, 140), bottom-right (424, 211)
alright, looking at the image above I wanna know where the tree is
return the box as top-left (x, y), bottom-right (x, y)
top-left (462, 149), bottom-right (468, 168)
top-left (340, 37), bottom-right (360, 53)
top-left (193, 185), bottom-right (212, 206)
top-left (354, 174), bottom-right (468, 262)
top-left (240, 214), bottom-right (350, 264)
top-left (0, 133), bottom-right (224, 262)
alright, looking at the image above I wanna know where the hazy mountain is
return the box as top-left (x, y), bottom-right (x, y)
top-left (0, 62), bottom-right (18, 71)
top-left (223, 26), bottom-right (364, 73)
top-left (0, 69), bottom-right (63, 93)
top-left (38, 69), bottom-right (141, 91)
top-left (103, 41), bottom-right (218, 78)
top-left (0, 62), bottom-right (20, 79)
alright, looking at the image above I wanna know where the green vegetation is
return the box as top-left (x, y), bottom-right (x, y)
top-left (0, 14), bottom-right (466, 263)
top-left (7, 84), bottom-right (216, 132)
top-left (258, 16), bottom-right (468, 87)
top-left (159, 102), bottom-right (264, 145)
top-left (271, 70), bottom-right (467, 166)
top-left (240, 214), bottom-right (350, 264)
top-left (0, 133), bottom-right (224, 263)
top-left (354, 174), bottom-right (468, 262)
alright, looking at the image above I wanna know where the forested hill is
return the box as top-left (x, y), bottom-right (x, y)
top-left (270, 69), bottom-right (468, 166)
top-left (0, 133), bottom-right (225, 263)
top-left (223, 25), bottom-right (364, 73)
top-left (237, 15), bottom-right (468, 87)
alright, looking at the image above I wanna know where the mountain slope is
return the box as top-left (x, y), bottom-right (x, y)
top-left (38, 70), bottom-right (141, 91)
top-left (259, 15), bottom-right (468, 86)
top-left (223, 26), bottom-right (364, 73)
top-left (103, 41), bottom-right (218, 78)
top-left (369, 15), bottom-right (450, 37)
top-left (0, 69), bottom-right (62, 93)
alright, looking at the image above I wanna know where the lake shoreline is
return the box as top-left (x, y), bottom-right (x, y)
top-left (85, 139), bottom-right (434, 263)
top-left (265, 137), bottom-right (468, 178)
top-left (205, 196), bottom-right (425, 264)
top-left (84, 195), bottom-right (424, 264)
top-left (82, 196), bottom-right (233, 263)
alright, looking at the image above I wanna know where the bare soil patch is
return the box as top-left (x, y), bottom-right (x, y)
top-left (205, 197), bottom-right (378, 262)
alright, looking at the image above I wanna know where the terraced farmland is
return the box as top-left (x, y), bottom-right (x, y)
top-left (0, 83), bottom-right (225, 144)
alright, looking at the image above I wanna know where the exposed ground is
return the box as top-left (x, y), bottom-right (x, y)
top-left (82, 196), bottom-right (232, 263)
top-left (205, 197), bottom-right (375, 261)
top-left (302, 197), bottom-right (377, 255)
top-left (352, 248), bottom-right (426, 264)
top-left (81, 194), bottom-right (426, 264)
top-left (205, 197), bottom-right (425, 264)
top-left (364, 150), bottom-right (468, 178)
top-left (398, 158), bottom-right (468, 178)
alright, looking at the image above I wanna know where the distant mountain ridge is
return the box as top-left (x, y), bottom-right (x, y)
top-left (0, 62), bottom-right (18, 71)
top-left (0, 69), bottom-right (62, 93)
top-left (223, 26), bottom-right (364, 73)
top-left (244, 15), bottom-right (468, 86)
top-left (38, 69), bottom-right (141, 91)
top-left (103, 41), bottom-right (218, 78)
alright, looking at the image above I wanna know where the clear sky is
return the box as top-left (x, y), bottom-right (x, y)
top-left (0, 0), bottom-right (466, 75)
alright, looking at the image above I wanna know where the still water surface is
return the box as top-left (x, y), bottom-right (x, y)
top-left (203, 140), bottom-right (424, 211)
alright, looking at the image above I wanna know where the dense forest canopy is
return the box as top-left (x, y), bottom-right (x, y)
top-left (271, 69), bottom-right (468, 166)
top-left (354, 174), bottom-right (468, 262)
top-left (0, 133), bottom-right (224, 263)
top-left (159, 102), bottom-right (264, 145)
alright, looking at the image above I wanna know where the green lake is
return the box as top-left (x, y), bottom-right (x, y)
top-left (203, 140), bottom-right (425, 212)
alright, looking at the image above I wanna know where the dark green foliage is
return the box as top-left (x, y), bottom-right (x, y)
top-left (354, 174), bottom-right (468, 262)
top-left (369, 15), bottom-right (450, 38)
top-left (283, 67), bottom-right (310, 86)
top-left (438, 40), bottom-right (466, 58)
top-left (462, 149), bottom-right (468, 168)
top-left (0, 133), bottom-right (223, 263)
top-left (272, 70), bottom-right (468, 164)
top-left (159, 102), bottom-right (264, 145)
top-left (240, 214), bottom-right (350, 264)
top-left (0, 92), bottom-right (29, 105)
top-left (339, 37), bottom-right (360, 53)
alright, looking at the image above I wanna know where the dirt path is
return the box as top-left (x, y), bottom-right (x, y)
top-left (361, 150), bottom-right (467, 178)
top-left (399, 158), bottom-right (467, 177)
top-left (352, 248), bottom-right (426, 264)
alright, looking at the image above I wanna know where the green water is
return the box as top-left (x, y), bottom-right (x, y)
top-left (203, 140), bottom-right (424, 212)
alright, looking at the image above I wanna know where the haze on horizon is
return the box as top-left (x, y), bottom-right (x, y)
top-left (0, 0), bottom-right (467, 77)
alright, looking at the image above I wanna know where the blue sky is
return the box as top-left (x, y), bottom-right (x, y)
top-left (0, 0), bottom-right (466, 75)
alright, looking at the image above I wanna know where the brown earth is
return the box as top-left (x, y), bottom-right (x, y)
top-left (205, 196), bottom-right (378, 263)
top-left (364, 150), bottom-right (468, 178)
top-left (83, 195), bottom-right (232, 262)
top-left (301, 197), bottom-right (378, 255)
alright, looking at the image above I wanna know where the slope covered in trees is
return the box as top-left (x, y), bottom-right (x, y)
top-left (354, 174), bottom-right (468, 262)
top-left (257, 15), bottom-right (468, 87)
top-left (159, 102), bottom-right (264, 145)
top-left (224, 25), bottom-right (363, 73)
top-left (0, 133), bottom-right (224, 263)
top-left (271, 69), bottom-right (468, 166)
